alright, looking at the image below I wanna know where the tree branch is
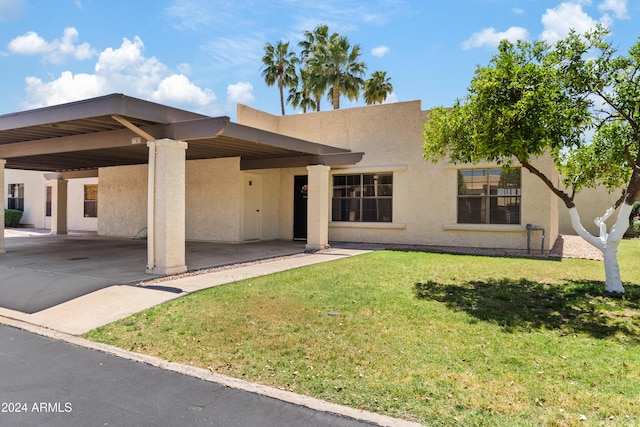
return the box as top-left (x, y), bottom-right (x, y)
top-left (519, 158), bottom-right (575, 208)
top-left (570, 171), bottom-right (584, 201)
top-left (595, 89), bottom-right (640, 139)
top-left (623, 143), bottom-right (640, 172)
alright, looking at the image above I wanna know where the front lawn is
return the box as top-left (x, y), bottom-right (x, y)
top-left (85, 241), bottom-right (640, 426)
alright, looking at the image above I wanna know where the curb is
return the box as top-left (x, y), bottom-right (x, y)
top-left (0, 315), bottom-right (423, 427)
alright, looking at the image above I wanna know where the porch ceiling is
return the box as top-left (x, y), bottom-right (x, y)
top-left (0, 94), bottom-right (363, 172)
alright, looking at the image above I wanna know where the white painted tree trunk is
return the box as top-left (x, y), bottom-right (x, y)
top-left (567, 202), bottom-right (633, 293)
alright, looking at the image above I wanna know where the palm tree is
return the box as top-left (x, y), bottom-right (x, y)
top-left (364, 71), bottom-right (393, 105)
top-left (308, 33), bottom-right (366, 110)
top-left (287, 69), bottom-right (316, 113)
top-left (261, 41), bottom-right (298, 115)
top-left (298, 25), bottom-right (329, 112)
top-left (299, 24), bottom-right (329, 61)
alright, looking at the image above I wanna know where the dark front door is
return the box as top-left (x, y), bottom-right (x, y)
top-left (293, 175), bottom-right (308, 240)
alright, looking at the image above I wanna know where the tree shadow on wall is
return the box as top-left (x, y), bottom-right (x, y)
top-left (414, 278), bottom-right (640, 344)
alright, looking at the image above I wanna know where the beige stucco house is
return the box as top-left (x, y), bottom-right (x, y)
top-left (1, 94), bottom-right (615, 275)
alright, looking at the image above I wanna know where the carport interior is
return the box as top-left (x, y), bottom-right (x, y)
top-left (0, 93), bottom-right (363, 276)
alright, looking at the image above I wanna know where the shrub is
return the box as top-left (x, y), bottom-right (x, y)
top-left (4, 209), bottom-right (23, 227)
top-left (628, 202), bottom-right (640, 235)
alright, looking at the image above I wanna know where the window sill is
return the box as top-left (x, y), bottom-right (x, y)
top-left (329, 222), bottom-right (406, 230)
top-left (443, 223), bottom-right (525, 232)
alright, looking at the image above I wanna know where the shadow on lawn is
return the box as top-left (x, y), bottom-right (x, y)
top-left (414, 278), bottom-right (640, 343)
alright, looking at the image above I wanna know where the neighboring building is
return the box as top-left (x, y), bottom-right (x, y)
top-left (4, 169), bottom-right (98, 231)
top-left (0, 94), bottom-right (617, 274)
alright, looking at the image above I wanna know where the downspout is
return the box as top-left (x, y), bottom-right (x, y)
top-left (147, 140), bottom-right (156, 272)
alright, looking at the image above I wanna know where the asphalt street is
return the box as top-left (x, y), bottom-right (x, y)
top-left (0, 324), bottom-right (379, 427)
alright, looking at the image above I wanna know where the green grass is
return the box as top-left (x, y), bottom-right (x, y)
top-left (85, 241), bottom-right (640, 426)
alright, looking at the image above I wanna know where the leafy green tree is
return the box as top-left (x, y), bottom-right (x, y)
top-left (261, 41), bottom-right (299, 116)
top-left (364, 71), bottom-right (393, 105)
top-left (423, 27), bottom-right (640, 293)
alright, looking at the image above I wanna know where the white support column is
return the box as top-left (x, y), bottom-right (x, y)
top-left (50, 178), bottom-right (68, 235)
top-left (0, 159), bottom-right (5, 254)
top-left (305, 165), bottom-right (330, 251)
top-left (146, 138), bottom-right (188, 275)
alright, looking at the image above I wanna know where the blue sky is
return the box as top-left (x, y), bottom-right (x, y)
top-left (0, 0), bottom-right (637, 120)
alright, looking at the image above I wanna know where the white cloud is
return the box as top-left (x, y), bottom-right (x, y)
top-left (8, 27), bottom-right (96, 64)
top-left (24, 72), bottom-right (104, 107)
top-left (540, 2), bottom-right (600, 43)
top-left (461, 27), bottom-right (529, 50)
top-left (513, 8), bottom-right (525, 15)
top-left (151, 74), bottom-right (216, 106)
top-left (8, 31), bottom-right (49, 55)
top-left (599, 0), bottom-right (628, 19)
top-left (21, 35), bottom-right (218, 112)
top-left (371, 45), bottom-right (390, 58)
top-left (227, 82), bottom-right (255, 105)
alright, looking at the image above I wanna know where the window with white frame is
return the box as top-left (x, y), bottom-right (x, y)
top-left (457, 168), bottom-right (521, 224)
top-left (332, 173), bottom-right (393, 222)
top-left (7, 183), bottom-right (24, 211)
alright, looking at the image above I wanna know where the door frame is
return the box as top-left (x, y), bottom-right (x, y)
top-left (293, 175), bottom-right (308, 240)
top-left (242, 173), bottom-right (262, 241)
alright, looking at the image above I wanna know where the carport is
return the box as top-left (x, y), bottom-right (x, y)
top-left (0, 94), bottom-right (363, 274)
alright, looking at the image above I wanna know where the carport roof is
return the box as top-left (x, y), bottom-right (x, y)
top-left (0, 93), bottom-right (363, 172)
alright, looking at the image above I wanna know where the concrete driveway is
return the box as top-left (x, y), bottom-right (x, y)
top-left (0, 229), bottom-right (305, 314)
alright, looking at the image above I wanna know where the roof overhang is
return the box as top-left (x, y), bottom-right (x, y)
top-left (0, 94), bottom-right (363, 172)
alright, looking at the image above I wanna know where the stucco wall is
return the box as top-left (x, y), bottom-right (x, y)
top-left (98, 157), bottom-right (248, 242)
top-left (186, 158), bottom-right (242, 242)
top-left (98, 165), bottom-right (147, 238)
top-left (238, 101), bottom-right (560, 251)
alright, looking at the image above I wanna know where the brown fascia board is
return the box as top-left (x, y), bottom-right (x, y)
top-left (0, 93), bottom-right (207, 131)
top-left (166, 117), bottom-right (229, 140)
top-left (240, 152), bottom-right (365, 170)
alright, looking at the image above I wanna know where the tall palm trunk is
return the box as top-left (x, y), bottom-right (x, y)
top-left (332, 84), bottom-right (340, 109)
top-left (279, 80), bottom-right (285, 116)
